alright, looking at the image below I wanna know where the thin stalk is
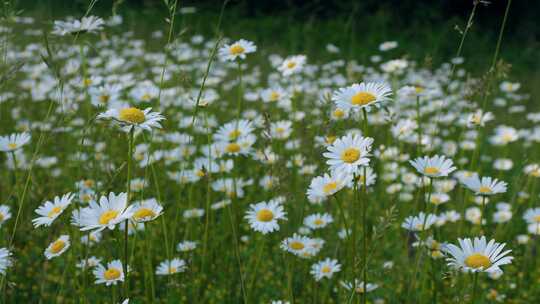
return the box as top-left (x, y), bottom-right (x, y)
top-left (123, 126), bottom-right (135, 298)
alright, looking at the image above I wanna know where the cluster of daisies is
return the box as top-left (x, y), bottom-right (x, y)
top-left (0, 10), bottom-right (537, 303)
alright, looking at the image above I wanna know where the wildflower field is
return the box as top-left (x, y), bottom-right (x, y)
top-left (1, 0), bottom-right (540, 303)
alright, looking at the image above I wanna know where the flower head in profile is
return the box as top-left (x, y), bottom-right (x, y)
top-left (0, 205), bottom-right (11, 226)
top-left (442, 236), bottom-right (513, 273)
top-left (97, 107), bottom-right (164, 132)
top-left (94, 260), bottom-right (125, 286)
top-left (278, 55), bottom-right (306, 76)
top-left (340, 279), bottom-right (379, 294)
top-left (245, 199), bottom-right (287, 234)
top-left (332, 82), bottom-right (392, 112)
top-left (0, 132), bottom-right (31, 152)
top-left (155, 258), bottom-right (187, 276)
top-left (52, 16), bottom-right (105, 36)
top-left (402, 212), bottom-right (437, 231)
top-left (219, 39), bottom-right (256, 61)
top-left (409, 155), bottom-right (456, 178)
top-left (0, 248), bottom-right (12, 275)
top-left (306, 171), bottom-right (351, 204)
top-left (310, 258), bottom-right (341, 281)
top-left (33, 193), bottom-right (75, 227)
top-left (462, 175), bottom-right (507, 196)
top-left (130, 198), bottom-right (163, 223)
top-left (44, 235), bottom-right (70, 260)
top-left (77, 192), bottom-right (134, 232)
top-left (323, 133), bottom-right (373, 175)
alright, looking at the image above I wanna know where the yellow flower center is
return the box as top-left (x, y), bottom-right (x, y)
top-left (7, 143), bottom-right (17, 149)
top-left (256, 209), bottom-right (274, 222)
top-left (314, 219), bottom-right (324, 226)
top-left (141, 93), bottom-right (152, 101)
top-left (48, 206), bottom-right (62, 218)
top-left (99, 210), bottom-right (119, 225)
top-left (424, 167), bottom-right (440, 175)
top-left (269, 91), bottom-right (280, 101)
top-left (104, 267), bottom-right (121, 280)
top-left (534, 215), bottom-right (540, 223)
top-left (323, 182), bottom-right (338, 194)
top-left (333, 109), bottom-right (345, 118)
top-left (133, 208), bottom-right (156, 221)
top-left (355, 286), bottom-right (365, 293)
top-left (0, 214), bottom-right (3, 221)
top-left (321, 266), bottom-right (331, 273)
top-left (478, 186), bottom-right (492, 194)
top-left (228, 129), bottom-right (242, 140)
top-left (286, 61), bottom-right (296, 69)
top-left (464, 253), bottom-right (491, 269)
top-left (196, 170), bottom-right (206, 177)
top-left (99, 95), bottom-right (110, 104)
top-left (229, 44), bottom-right (245, 55)
top-left (83, 78), bottom-right (92, 86)
top-left (169, 267), bottom-right (177, 274)
top-left (351, 92), bottom-right (376, 106)
top-left (225, 143), bottom-right (241, 153)
top-left (341, 148), bottom-right (361, 163)
top-left (119, 107), bottom-right (145, 124)
top-left (289, 241), bottom-right (305, 250)
top-left (276, 127), bottom-right (285, 134)
top-left (50, 240), bottom-right (66, 254)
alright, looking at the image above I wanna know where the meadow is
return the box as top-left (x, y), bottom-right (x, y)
top-left (1, 0), bottom-right (539, 303)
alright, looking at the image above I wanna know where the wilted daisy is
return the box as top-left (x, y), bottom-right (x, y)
top-left (219, 39), bottom-right (256, 61)
top-left (323, 133), bottom-right (373, 175)
top-left (442, 236), bottom-right (513, 273)
top-left (32, 192), bottom-right (75, 227)
top-left (0, 132), bottom-right (31, 152)
top-left (97, 107), bottom-right (164, 132)
top-left (130, 198), bottom-right (163, 223)
top-left (409, 155), bottom-right (456, 178)
top-left (52, 15), bottom-right (105, 36)
top-left (310, 258), bottom-right (341, 281)
top-left (278, 55), bottom-right (306, 76)
top-left (156, 258), bottom-right (187, 275)
top-left (332, 82), bottom-right (392, 112)
top-left (0, 248), bottom-right (12, 275)
top-left (306, 171), bottom-right (351, 204)
top-left (44, 235), bottom-right (70, 260)
top-left (402, 212), bottom-right (437, 231)
top-left (340, 280), bottom-right (379, 294)
top-left (94, 260), bottom-right (125, 286)
top-left (0, 205), bottom-right (11, 226)
top-left (462, 175), bottom-right (507, 196)
top-left (77, 192), bottom-right (134, 232)
top-left (245, 199), bottom-right (287, 234)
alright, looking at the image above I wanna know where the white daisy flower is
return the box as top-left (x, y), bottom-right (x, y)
top-left (77, 192), bottom-right (134, 232)
top-left (97, 107), bottom-right (165, 132)
top-left (155, 258), bottom-right (187, 275)
top-left (278, 55), bottom-right (306, 76)
top-left (0, 248), bottom-right (12, 275)
top-left (280, 233), bottom-right (312, 257)
top-left (130, 198), bottom-right (163, 223)
top-left (340, 279), bottom-right (379, 294)
top-left (77, 256), bottom-right (102, 269)
top-left (52, 15), bottom-right (105, 36)
top-left (442, 236), bottom-right (513, 273)
top-left (523, 208), bottom-right (540, 225)
top-left (218, 39), bottom-right (256, 61)
top-left (467, 109), bottom-right (494, 127)
top-left (499, 81), bottom-right (520, 93)
top-left (214, 119), bottom-right (254, 142)
top-left (310, 258), bottom-right (341, 281)
top-left (94, 260), bottom-right (125, 286)
top-left (304, 213), bottom-right (333, 230)
top-left (401, 212), bottom-right (437, 231)
top-left (0, 132), bottom-right (31, 152)
top-left (176, 240), bottom-right (198, 252)
top-left (0, 205), bottom-right (11, 226)
top-left (409, 155), bottom-right (456, 178)
top-left (245, 199), bottom-right (287, 234)
top-left (306, 171), bottom-right (352, 204)
top-left (32, 193), bottom-right (75, 227)
top-left (44, 235), bottom-right (70, 260)
top-left (332, 82), bottom-right (392, 112)
top-left (462, 175), bottom-right (507, 196)
top-left (323, 133), bottom-right (373, 175)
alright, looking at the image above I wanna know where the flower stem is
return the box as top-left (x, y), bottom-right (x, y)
top-left (123, 126), bottom-right (135, 298)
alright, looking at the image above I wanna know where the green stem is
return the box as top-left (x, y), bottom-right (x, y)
top-left (123, 126), bottom-right (135, 298)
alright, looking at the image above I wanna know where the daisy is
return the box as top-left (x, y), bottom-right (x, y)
top-left (245, 199), bottom-right (287, 234)
top-left (306, 171), bottom-right (351, 204)
top-left (401, 212), bottom-right (437, 231)
top-left (499, 81), bottom-right (520, 93)
top-left (156, 258), bottom-right (187, 275)
top-left (0, 132), bottom-right (31, 152)
top-left (76, 256), bottom-right (102, 269)
top-left (379, 41), bottom-right (398, 51)
top-left (177, 240), bottom-right (198, 252)
top-left (278, 55), bottom-right (306, 76)
top-left (280, 234), bottom-right (311, 257)
top-left (442, 236), bottom-right (513, 273)
top-left (94, 260), bottom-right (125, 286)
top-left (332, 82), bottom-right (392, 112)
top-left (523, 208), bottom-right (540, 225)
top-left (130, 198), bottom-right (163, 223)
top-left (44, 235), bottom-right (70, 260)
top-left (0, 248), bottom-right (12, 275)
top-left (304, 213), bottom-right (333, 230)
top-left (97, 107), bottom-right (164, 132)
top-left (323, 133), bottom-right (373, 175)
top-left (77, 192), bottom-right (134, 232)
top-left (213, 119), bottom-right (254, 142)
top-left (310, 258), bottom-right (341, 281)
top-left (409, 155), bottom-right (456, 178)
top-left (0, 205), bottom-right (11, 226)
top-left (467, 109), bottom-right (494, 127)
top-left (32, 192), bottom-right (75, 227)
top-left (52, 15), bottom-right (105, 36)
top-left (462, 175), bottom-right (507, 196)
top-left (218, 39), bottom-right (256, 61)
top-left (340, 279), bottom-right (379, 294)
